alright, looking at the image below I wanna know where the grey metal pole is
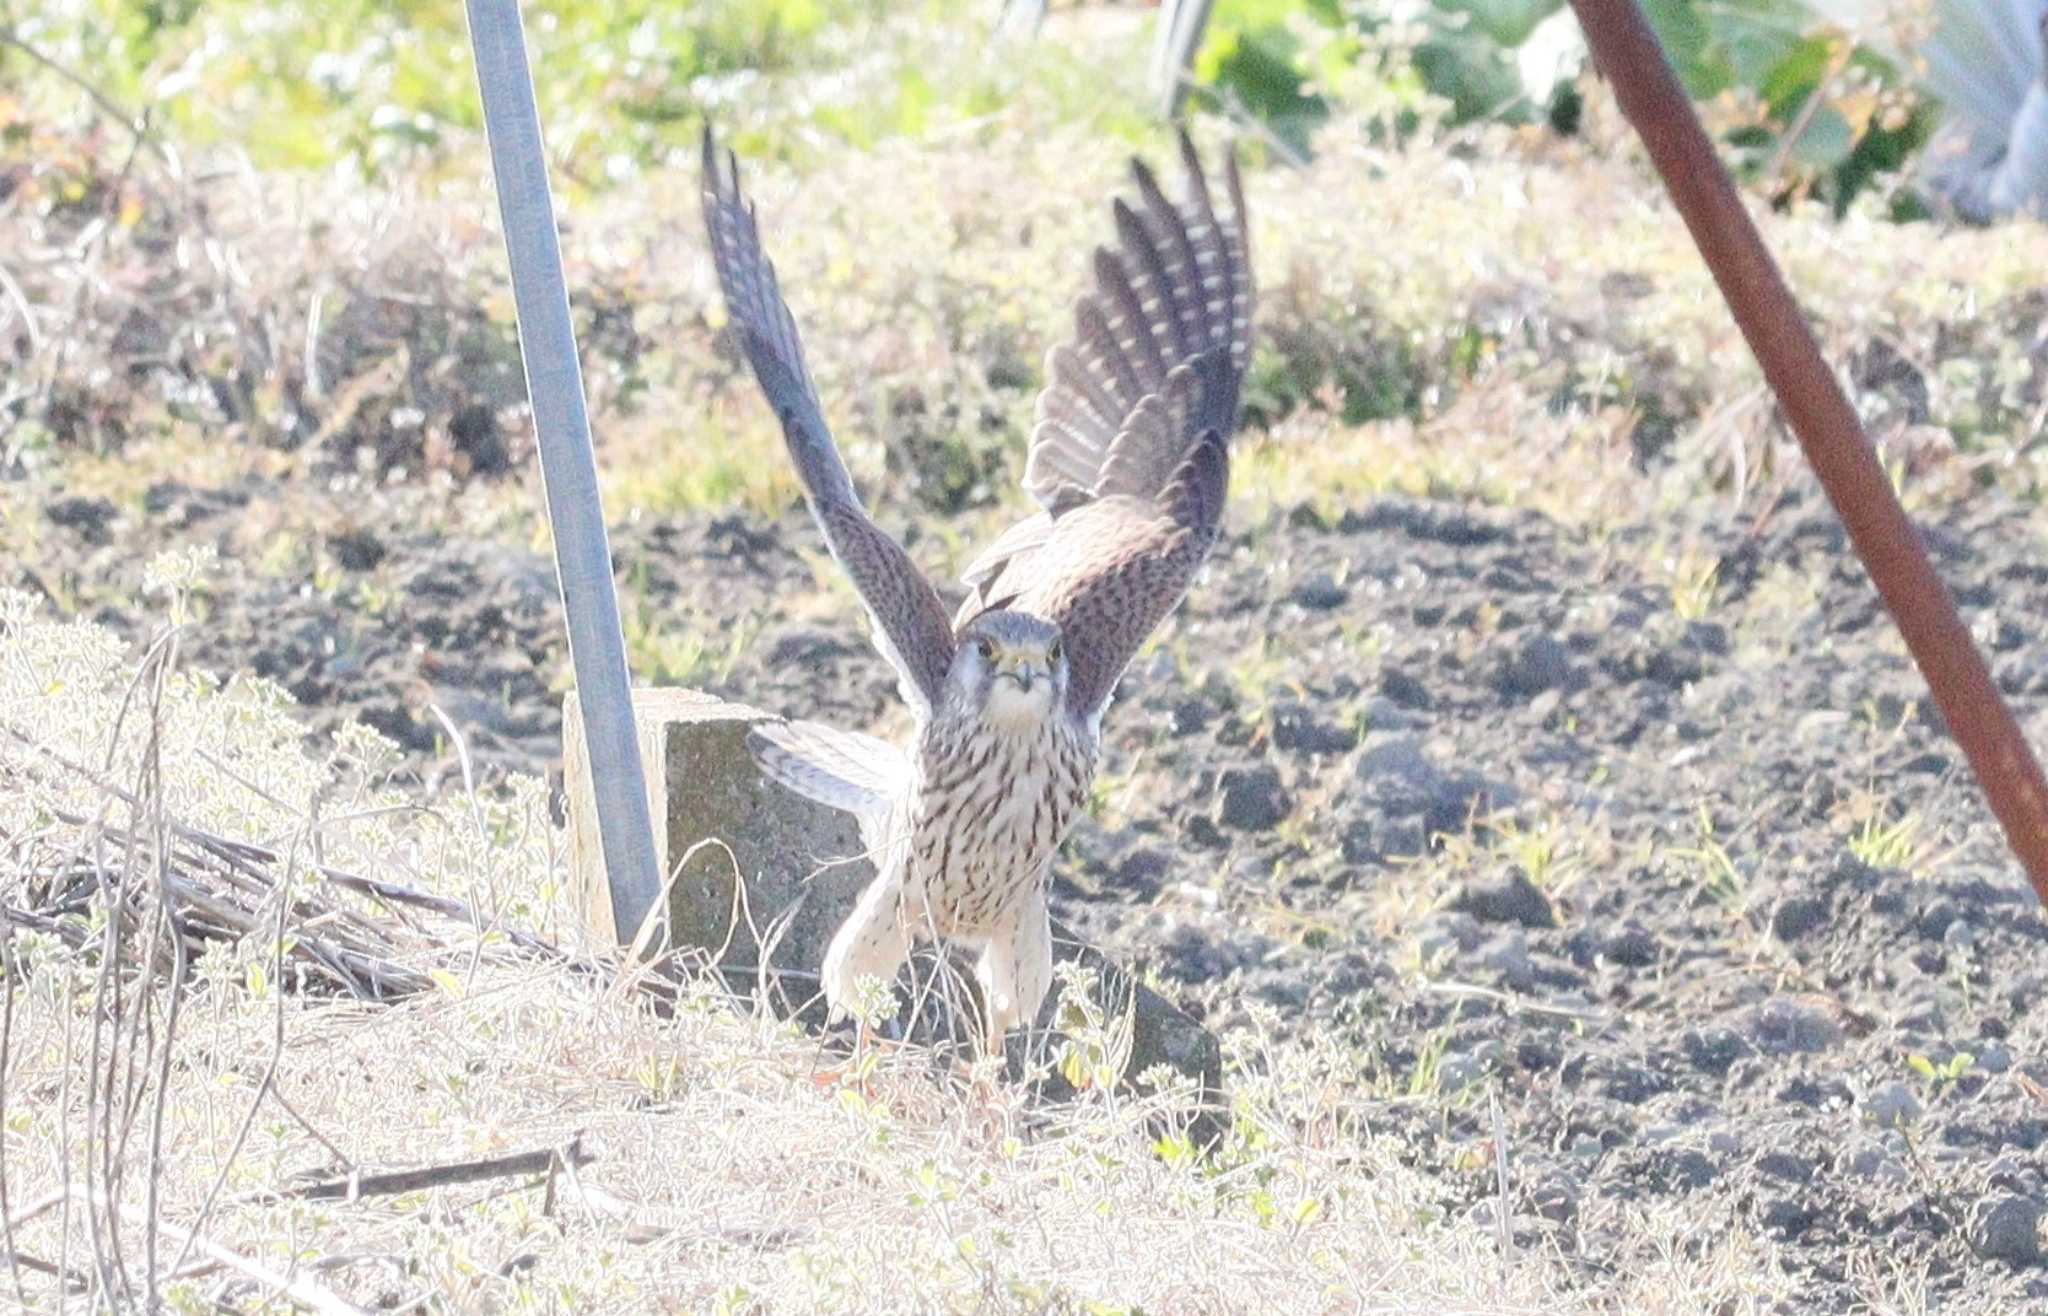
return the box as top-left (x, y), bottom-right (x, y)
top-left (464, 0), bottom-right (663, 940)
top-left (1151, 0), bottom-right (1215, 119)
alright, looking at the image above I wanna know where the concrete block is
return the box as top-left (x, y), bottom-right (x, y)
top-left (564, 687), bottom-right (1222, 1109)
top-left (563, 687), bottom-right (866, 990)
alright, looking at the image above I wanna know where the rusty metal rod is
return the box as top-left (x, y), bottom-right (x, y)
top-left (1567, 0), bottom-right (2048, 898)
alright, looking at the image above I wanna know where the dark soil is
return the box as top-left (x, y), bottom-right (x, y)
top-left (21, 464), bottom-right (2048, 1311)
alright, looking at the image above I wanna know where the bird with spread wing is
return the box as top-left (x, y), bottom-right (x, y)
top-left (700, 128), bottom-right (1252, 1057)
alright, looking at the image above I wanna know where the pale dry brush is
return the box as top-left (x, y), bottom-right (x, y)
top-left (0, 582), bottom-right (1822, 1312)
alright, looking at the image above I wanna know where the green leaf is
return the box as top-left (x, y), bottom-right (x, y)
top-left (1785, 105), bottom-right (1854, 170)
top-left (1447, 0), bottom-right (1567, 48)
top-left (1638, 0), bottom-right (1726, 98)
top-left (1758, 35), bottom-right (1835, 112)
top-left (1060, 1042), bottom-right (1092, 1091)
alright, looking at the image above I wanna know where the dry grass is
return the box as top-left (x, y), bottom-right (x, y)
top-left (12, 55), bottom-right (2048, 569)
top-left (0, 578), bottom-right (1810, 1313)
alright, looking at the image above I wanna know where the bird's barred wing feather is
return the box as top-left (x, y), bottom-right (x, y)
top-left (1001, 431), bottom-right (1228, 721)
top-left (1020, 130), bottom-right (1251, 509)
top-left (960, 131), bottom-right (1250, 721)
top-left (701, 130), bottom-right (956, 722)
top-left (748, 719), bottom-right (907, 865)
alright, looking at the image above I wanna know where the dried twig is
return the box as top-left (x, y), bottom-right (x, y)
top-left (263, 1136), bottom-right (594, 1204)
top-left (1421, 980), bottom-right (1613, 1025)
top-left (166, 818), bottom-right (309, 1280)
top-left (0, 259), bottom-right (40, 353)
top-left (0, 924), bottom-right (20, 1308)
top-left (0, 29), bottom-right (152, 144)
top-left (120, 1203), bottom-right (369, 1316)
top-left (0, 1247), bottom-right (90, 1295)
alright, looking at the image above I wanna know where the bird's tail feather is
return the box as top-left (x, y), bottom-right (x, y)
top-left (747, 718), bottom-right (907, 871)
top-left (748, 719), bottom-right (902, 814)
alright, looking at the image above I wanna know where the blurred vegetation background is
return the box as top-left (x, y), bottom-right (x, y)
top-left (9, 0), bottom-right (2046, 547)
top-left (0, 0), bottom-right (1955, 215)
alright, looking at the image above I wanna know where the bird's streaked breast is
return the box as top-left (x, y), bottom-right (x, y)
top-left (904, 712), bottom-right (1094, 937)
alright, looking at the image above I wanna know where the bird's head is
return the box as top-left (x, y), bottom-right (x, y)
top-left (946, 610), bottom-right (1068, 732)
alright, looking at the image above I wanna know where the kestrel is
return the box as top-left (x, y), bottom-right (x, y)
top-left (700, 127), bottom-right (1252, 1055)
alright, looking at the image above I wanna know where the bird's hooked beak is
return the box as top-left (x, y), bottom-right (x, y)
top-left (994, 649), bottom-right (1049, 693)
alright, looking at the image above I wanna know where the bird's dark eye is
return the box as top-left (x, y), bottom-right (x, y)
top-left (1048, 638), bottom-right (1063, 663)
top-left (976, 637), bottom-right (996, 661)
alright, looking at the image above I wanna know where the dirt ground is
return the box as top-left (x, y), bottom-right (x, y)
top-left (23, 446), bottom-right (2048, 1310)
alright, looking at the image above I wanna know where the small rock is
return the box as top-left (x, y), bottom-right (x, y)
top-left (1840, 1136), bottom-right (1911, 1185)
top-left (1350, 814), bottom-right (1428, 861)
top-left (1973, 1196), bottom-right (2048, 1266)
top-left (1988, 1151), bottom-right (2038, 1190)
top-left (1495, 632), bottom-right (1572, 698)
top-left (1862, 1080), bottom-right (1923, 1129)
top-left (330, 529), bottom-right (387, 571)
top-left (1477, 930), bottom-right (1535, 991)
top-left (1291, 572), bottom-right (1348, 610)
top-left (1286, 501), bottom-right (1331, 532)
top-left (1979, 1043), bottom-right (2013, 1075)
top-left (1413, 911), bottom-right (1483, 965)
top-left (1529, 1174), bottom-right (1579, 1224)
top-left (1638, 1145), bottom-right (1715, 1190)
top-left (1357, 735), bottom-right (1437, 788)
top-left (1682, 1027), bottom-right (1744, 1076)
top-left (1451, 870), bottom-right (1557, 929)
top-left (1746, 995), bottom-right (1843, 1055)
top-left (1380, 668), bottom-right (1432, 710)
top-left (1196, 669), bottom-right (1241, 711)
top-left (1758, 1197), bottom-right (1814, 1238)
top-left (1706, 1128), bottom-right (1745, 1157)
top-left (1354, 734), bottom-right (1512, 857)
top-left (1753, 1146), bottom-right (1818, 1187)
top-left (1216, 765), bottom-right (1290, 832)
top-left (1169, 697), bottom-right (1214, 737)
top-left (2010, 971), bottom-right (2048, 1016)
top-left (1908, 896), bottom-right (1957, 945)
top-left (1114, 848), bottom-right (1170, 898)
top-left (1184, 815), bottom-right (1227, 850)
top-left (1602, 923), bottom-right (1659, 967)
top-left (1269, 701), bottom-right (1358, 756)
top-left (1438, 1040), bottom-right (1504, 1093)
top-left (1780, 1076), bottom-right (1851, 1115)
top-left (1771, 894), bottom-right (1829, 943)
top-left (45, 494), bottom-right (117, 546)
top-left (1685, 620), bottom-right (1729, 654)
top-left (1338, 818), bottom-right (1379, 864)
top-left (1361, 696), bottom-right (1426, 732)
